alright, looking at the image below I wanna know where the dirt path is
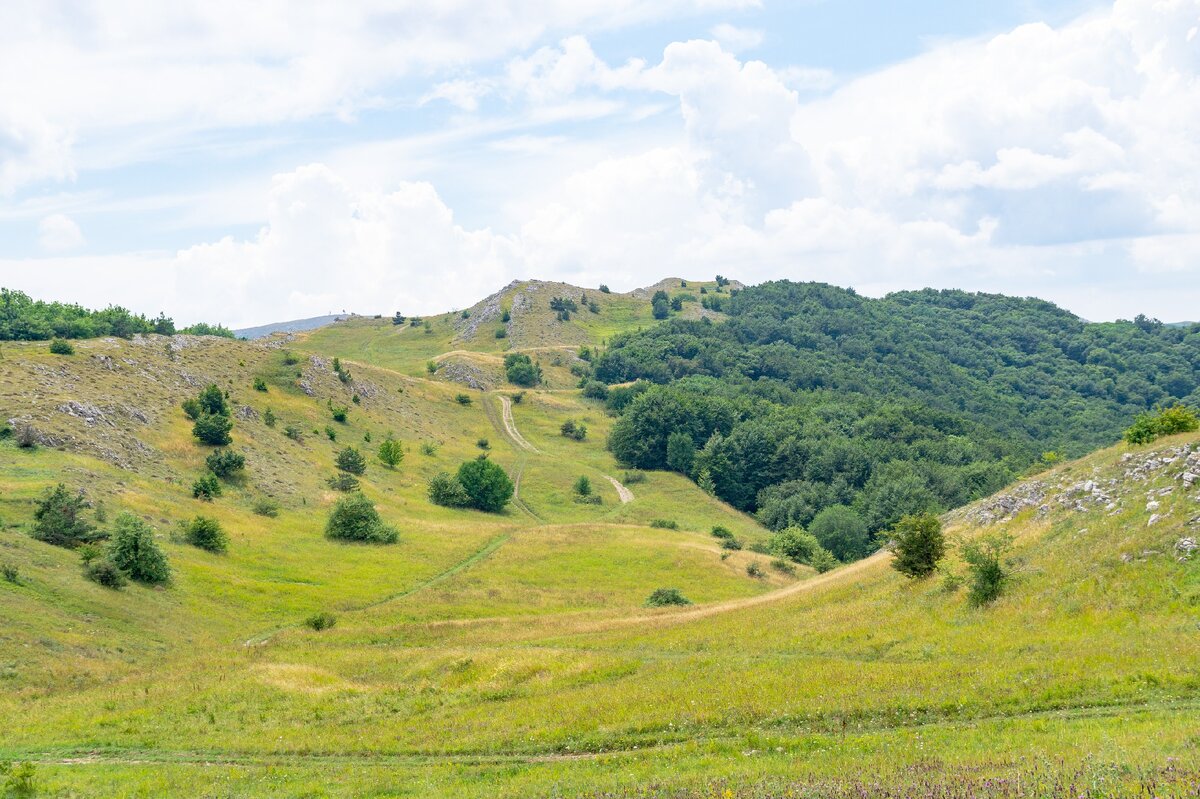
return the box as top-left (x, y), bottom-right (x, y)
top-left (498, 394), bottom-right (538, 453)
top-left (605, 475), bottom-right (633, 503)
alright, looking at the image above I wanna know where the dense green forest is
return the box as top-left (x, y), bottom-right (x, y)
top-left (0, 288), bottom-right (233, 340)
top-left (596, 281), bottom-right (1200, 540)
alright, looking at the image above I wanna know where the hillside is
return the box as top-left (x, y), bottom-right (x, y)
top-left (300, 277), bottom-right (731, 384)
top-left (0, 279), bottom-right (1198, 797)
top-left (596, 281), bottom-right (1200, 537)
top-left (2, 337), bottom-right (1197, 794)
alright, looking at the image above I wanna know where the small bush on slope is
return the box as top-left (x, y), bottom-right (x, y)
top-left (325, 494), bottom-right (398, 544)
top-left (181, 516), bottom-right (228, 554)
top-left (108, 513), bottom-right (171, 585)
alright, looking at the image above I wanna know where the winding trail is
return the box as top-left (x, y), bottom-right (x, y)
top-left (242, 532), bottom-right (511, 647)
top-left (498, 394), bottom-right (538, 453)
top-left (605, 475), bottom-right (634, 503)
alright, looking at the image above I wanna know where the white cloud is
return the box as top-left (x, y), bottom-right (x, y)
top-left (37, 214), bottom-right (85, 252)
top-left (4, 0), bottom-right (1200, 325)
top-left (710, 23), bottom-right (763, 52)
top-left (0, 0), bottom-right (752, 194)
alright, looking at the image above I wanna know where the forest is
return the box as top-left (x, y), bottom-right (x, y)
top-left (598, 281), bottom-right (1200, 537)
top-left (0, 288), bottom-right (233, 341)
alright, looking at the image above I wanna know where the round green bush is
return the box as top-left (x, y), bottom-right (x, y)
top-left (456, 458), bottom-right (514, 513)
top-left (325, 494), bottom-right (398, 544)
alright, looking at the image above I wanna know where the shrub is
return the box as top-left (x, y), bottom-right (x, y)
top-left (622, 470), bottom-right (647, 484)
top-left (574, 475), bottom-right (592, 496)
top-left (510, 391), bottom-right (525, 404)
top-left (495, 328), bottom-right (507, 339)
top-left (560, 419), bottom-right (587, 440)
top-left (194, 384), bottom-right (230, 417)
top-left (31, 484), bottom-right (96, 548)
top-left (49, 338), bottom-right (74, 355)
top-left (770, 558), bottom-right (796, 575)
top-left (652, 296), bottom-right (669, 319)
top-left (890, 513), bottom-right (946, 579)
top-left (363, 431), bottom-right (371, 442)
top-left (455, 393), bottom-right (473, 405)
top-left (419, 441), bottom-right (438, 456)
top-left (331, 405), bottom-right (349, 423)
top-left (14, 423), bottom-right (38, 448)
top-left (377, 437), bottom-right (404, 468)
top-left (253, 377), bottom-right (268, 392)
top-left (205, 449), bottom-right (245, 478)
top-left (644, 587), bottom-right (690, 607)
top-left (282, 350), bottom-right (300, 366)
top-left (84, 558), bottom-right (126, 588)
top-left (192, 473), bottom-right (222, 500)
top-left (263, 407), bottom-right (277, 427)
top-left (809, 505), bottom-right (871, 562)
top-left (501, 308), bottom-right (511, 322)
top-left (650, 519), bottom-right (678, 530)
top-left (327, 472), bottom-right (360, 492)
top-left (720, 537), bottom-right (742, 550)
top-left (252, 497), bottom-right (280, 517)
top-left (108, 513), bottom-right (171, 584)
top-left (428, 472), bottom-right (471, 507)
top-left (963, 534), bottom-right (1013, 606)
top-left (2, 563), bottom-right (19, 583)
top-left (325, 425), bottom-right (337, 442)
top-left (504, 353), bottom-right (542, 387)
top-left (335, 446), bottom-right (367, 475)
top-left (182, 516), bottom-right (228, 553)
top-left (809, 548), bottom-right (839, 573)
top-left (284, 424), bottom-right (303, 442)
top-left (1124, 404), bottom-right (1200, 445)
top-left (193, 413), bottom-right (233, 446)
top-left (325, 493), bottom-right (398, 544)
top-left (476, 438), bottom-right (490, 450)
top-left (746, 562), bottom-right (765, 578)
top-left (305, 612), bottom-right (337, 631)
top-left (0, 421), bottom-right (10, 439)
top-left (599, 284), bottom-right (611, 293)
top-left (456, 458), bottom-right (514, 512)
top-left (769, 526), bottom-right (820, 562)
top-left (581, 381), bottom-right (608, 401)
top-left (711, 525), bottom-right (734, 540)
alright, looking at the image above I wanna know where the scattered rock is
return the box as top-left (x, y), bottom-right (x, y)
top-left (1176, 537), bottom-right (1197, 561)
top-left (57, 401), bottom-right (112, 427)
top-left (1146, 501), bottom-right (1160, 512)
top-left (236, 405), bottom-right (259, 421)
top-left (1148, 513), bottom-right (1163, 526)
top-left (298, 380), bottom-right (315, 397)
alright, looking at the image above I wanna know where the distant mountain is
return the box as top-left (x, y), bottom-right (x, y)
top-left (233, 314), bottom-right (349, 339)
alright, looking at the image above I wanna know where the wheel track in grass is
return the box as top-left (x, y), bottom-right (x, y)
top-left (15, 697), bottom-right (1200, 768)
top-left (241, 531), bottom-right (512, 647)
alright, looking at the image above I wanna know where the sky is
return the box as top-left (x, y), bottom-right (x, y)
top-left (1, 0), bottom-right (1198, 327)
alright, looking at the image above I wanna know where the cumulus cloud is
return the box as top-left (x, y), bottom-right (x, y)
top-left (4, 0), bottom-right (1200, 325)
top-left (37, 214), bottom-right (85, 252)
top-left (0, 0), bottom-right (752, 194)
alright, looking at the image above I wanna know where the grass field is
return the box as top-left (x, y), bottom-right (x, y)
top-left (1, 313), bottom-right (1198, 797)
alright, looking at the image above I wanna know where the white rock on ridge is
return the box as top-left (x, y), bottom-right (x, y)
top-left (1148, 513), bottom-right (1162, 526)
top-left (1146, 501), bottom-right (1160, 512)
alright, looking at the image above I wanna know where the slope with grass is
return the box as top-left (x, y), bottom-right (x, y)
top-left (1, 281), bottom-right (1198, 798)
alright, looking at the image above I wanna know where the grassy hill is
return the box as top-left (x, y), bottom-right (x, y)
top-left (0, 281), bottom-right (1198, 797)
top-left (300, 278), bottom-right (728, 385)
